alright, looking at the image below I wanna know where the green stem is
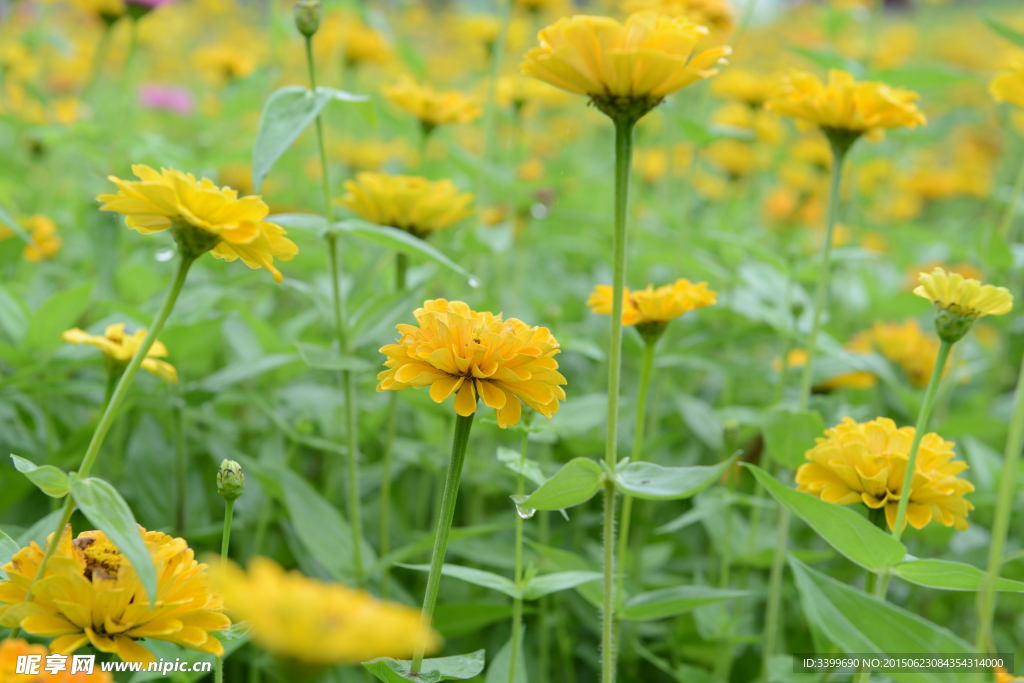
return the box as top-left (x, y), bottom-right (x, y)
top-left (508, 429), bottom-right (529, 683)
top-left (83, 20), bottom-right (114, 98)
top-left (380, 255), bottom-right (408, 599)
top-left (476, 0), bottom-right (514, 215)
top-left (411, 411), bottom-right (476, 673)
top-left (761, 506), bottom-right (791, 678)
top-left (998, 153), bottom-right (1024, 241)
top-left (304, 35), bottom-right (332, 219)
top-left (120, 18), bottom-right (139, 89)
top-left (174, 378), bottom-right (187, 534)
top-left (797, 142), bottom-right (850, 411)
top-left (216, 499), bottom-right (233, 683)
top-left (976, 352), bottom-right (1024, 653)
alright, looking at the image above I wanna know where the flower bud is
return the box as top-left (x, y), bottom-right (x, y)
top-left (932, 307), bottom-right (974, 344)
top-left (217, 460), bottom-right (245, 502)
top-left (293, 0), bottom-right (322, 37)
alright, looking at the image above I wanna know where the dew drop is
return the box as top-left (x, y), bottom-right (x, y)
top-left (467, 276), bottom-right (481, 289)
top-left (515, 504), bottom-right (536, 520)
top-left (155, 248), bottom-right (175, 262)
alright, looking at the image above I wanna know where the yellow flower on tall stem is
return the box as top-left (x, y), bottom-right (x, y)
top-left (523, 13), bottom-right (729, 681)
top-left (0, 526), bottom-right (229, 663)
top-left (340, 173), bottom-right (475, 240)
top-left (382, 77), bottom-right (482, 138)
top-left (63, 323), bottom-right (178, 387)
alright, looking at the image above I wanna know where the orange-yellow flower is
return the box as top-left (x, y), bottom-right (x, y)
top-left (381, 78), bottom-right (481, 130)
top-left (62, 324), bottom-right (178, 383)
top-left (991, 57), bottom-right (1024, 109)
top-left (377, 299), bottom-right (566, 428)
top-left (339, 173), bottom-right (474, 238)
top-left (0, 638), bottom-right (114, 682)
top-left (587, 278), bottom-right (717, 330)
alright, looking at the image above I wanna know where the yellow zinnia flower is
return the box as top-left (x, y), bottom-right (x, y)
top-left (97, 165), bottom-right (298, 282)
top-left (381, 78), bottom-right (482, 132)
top-left (990, 57), bottom-right (1024, 109)
top-left (621, 0), bottom-right (735, 35)
top-left (1, 638), bottom-right (115, 682)
top-left (339, 173), bottom-right (474, 238)
top-left (864, 320), bottom-right (943, 389)
top-left (914, 268), bottom-right (1013, 320)
top-left (0, 526), bottom-right (230, 663)
top-left (0, 215), bottom-right (62, 262)
top-left (377, 299), bottom-right (566, 428)
top-left (795, 417), bottom-right (975, 532)
top-left (212, 557), bottom-right (439, 665)
top-left (710, 67), bottom-right (778, 106)
top-left (520, 12), bottom-right (731, 117)
top-left (62, 324), bottom-right (178, 384)
top-left (766, 69), bottom-right (926, 140)
top-left (587, 278), bottom-right (717, 338)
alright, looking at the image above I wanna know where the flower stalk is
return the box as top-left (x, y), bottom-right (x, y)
top-left (411, 411), bottom-right (476, 673)
top-left (508, 427), bottom-right (530, 683)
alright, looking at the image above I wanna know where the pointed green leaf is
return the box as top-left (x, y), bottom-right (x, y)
top-left (496, 447), bottom-right (546, 487)
top-left (10, 455), bottom-right (69, 498)
top-left (24, 281), bottom-right (93, 357)
top-left (615, 456), bottom-right (735, 500)
top-left (745, 464), bottom-right (906, 572)
top-left (893, 558), bottom-right (1024, 592)
top-left (522, 458), bottom-right (603, 510)
top-left (68, 474), bottom-right (157, 606)
top-left (762, 407), bottom-right (825, 468)
top-left (397, 563), bottom-right (520, 598)
top-left (522, 571), bottom-right (602, 600)
top-left (484, 627), bottom-right (526, 683)
top-left (622, 586), bottom-right (748, 621)
top-left (364, 650), bottom-right (485, 683)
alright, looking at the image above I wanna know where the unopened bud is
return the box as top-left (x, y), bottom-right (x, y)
top-left (293, 0), bottom-right (322, 37)
top-left (217, 460), bottom-right (245, 502)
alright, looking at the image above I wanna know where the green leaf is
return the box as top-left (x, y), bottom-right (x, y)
top-left (745, 464), bottom-right (906, 572)
top-left (984, 16), bottom-right (1024, 49)
top-left (364, 650), bottom-right (485, 683)
top-left (522, 458), bottom-right (603, 511)
top-left (10, 454), bottom-right (69, 497)
top-left (16, 509), bottom-right (63, 549)
top-left (893, 558), bottom-right (1024, 592)
top-left (24, 281), bottom-right (93, 357)
top-left (0, 528), bottom-right (18, 579)
top-left (484, 627), bottom-right (526, 683)
top-left (0, 286), bottom-right (29, 344)
top-left (294, 341), bottom-right (373, 372)
top-left (676, 395), bottom-right (725, 449)
top-left (68, 474), bottom-right (157, 606)
top-left (525, 541), bottom-right (602, 608)
top-left (0, 202), bottom-right (39, 251)
top-left (433, 603), bottom-right (515, 639)
top-left (496, 447), bottom-right (546, 487)
top-left (615, 457), bottom-right (734, 501)
top-left (333, 219), bottom-right (480, 287)
top-left (189, 353), bottom-right (299, 393)
top-left (397, 563), bottom-right (520, 599)
top-left (791, 558), bottom-right (972, 683)
top-left (622, 586), bottom-right (748, 621)
top-left (762, 408), bottom-right (825, 469)
top-left (252, 86), bottom-right (367, 191)
top-left (522, 571), bottom-right (602, 600)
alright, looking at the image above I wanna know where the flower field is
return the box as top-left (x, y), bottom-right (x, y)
top-left (2, 0), bottom-right (1024, 681)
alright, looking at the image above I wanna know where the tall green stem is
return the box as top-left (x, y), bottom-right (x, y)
top-left (476, 0), bottom-right (514, 216)
top-left (380, 255), bottom-right (408, 598)
top-left (601, 114), bottom-right (636, 683)
top-left (998, 154), bottom-right (1024, 241)
top-left (216, 499), bottom-right (234, 683)
top-left (508, 429), bottom-right (530, 683)
top-left (976, 352), bottom-right (1024, 652)
top-left (174, 379), bottom-right (187, 534)
top-left (411, 411), bottom-right (476, 673)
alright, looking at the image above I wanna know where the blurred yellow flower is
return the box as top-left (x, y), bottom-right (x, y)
top-left (340, 173), bottom-right (474, 238)
top-left (796, 417), bottom-right (974, 532)
top-left (777, 338), bottom-right (878, 391)
top-left (377, 299), bottom-right (566, 428)
top-left (588, 278), bottom-right (716, 335)
top-left (0, 638), bottom-right (114, 682)
top-left (621, 0), bottom-right (735, 35)
top-left (767, 69), bottom-right (926, 140)
top-left (633, 147), bottom-right (670, 185)
top-left (710, 67), bottom-right (778, 105)
top-left (706, 139), bottom-right (758, 179)
top-left (991, 57), bottom-right (1024, 109)
top-left (865, 320), bottom-right (943, 388)
top-left (520, 12), bottom-right (731, 114)
top-left (0, 526), bottom-right (229, 663)
top-left (71, 0), bottom-right (124, 22)
top-left (193, 44), bottom-right (258, 85)
top-left (517, 158), bottom-right (545, 182)
top-left (97, 165), bottom-right (298, 282)
top-left (212, 556), bottom-right (437, 665)
top-left (914, 267), bottom-right (1013, 319)
top-left (62, 323), bottom-right (178, 383)
top-left (0, 215), bottom-right (62, 262)
top-left (382, 78), bottom-right (482, 132)
top-left (336, 138), bottom-right (413, 172)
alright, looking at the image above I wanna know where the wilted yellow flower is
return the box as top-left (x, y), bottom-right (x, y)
top-left (915, 267), bottom-right (1013, 320)
top-left (0, 215), bottom-right (62, 262)
top-left (991, 57), bottom-right (1024, 109)
top-left (796, 417), bottom-right (974, 532)
top-left (520, 12), bottom-right (731, 117)
top-left (339, 173), bottom-right (474, 238)
top-left (766, 69), bottom-right (926, 141)
top-left (588, 278), bottom-right (716, 338)
top-left (97, 165), bottom-right (298, 282)
top-left (377, 299), bottom-right (566, 428)
top-left (382, 78), bottom-right (482, 132)
top-left (212, 557), bottom-right (437, 665)
top-left (0, 638), bottom-right (115, 682)
top-left (62, 323), bottom-right (178, 383)
top-left (0, 526), bottom-right (229, 662)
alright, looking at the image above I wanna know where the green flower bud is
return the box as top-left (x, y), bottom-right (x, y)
top-left (293, 0), bottom-right (322, 38)
top-left (933, 306), bottom-right (974, 344)
top-left (217, 459), bottom-right (245, 502)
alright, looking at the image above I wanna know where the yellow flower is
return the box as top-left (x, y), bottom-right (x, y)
top-left (864, 320), bottom-right (943, 389)
top-left (0, 526), bottom-right (229, 663)
top-left (796, 417), bottom-right (975, 532)
top-left (381, 78), bottom-right (482, 131)
top-left (995, 667), bottom-right (1024, 683)
top-left (517, 158), bottom-right (545, 182)
top-left (633, 148), bottom-right (669, 185)
top-left (377, 299), bottom-right (566, 428)
top-left (776, 339), bottom-right (878, 391)
top-left (343, 19), bottom-right (391, 67)
top-left (587, 279), bottom-right (717, 334)
top-left (71, 0), bottom-right (124, 21)
top-left (96, 165), bottom-right (298, 282)
top-left (620, 0), bottom-right (735, 35)
top-left (339, 173), bottom-right (474, 238)
top-left (1, 638), bottom-right (115, 682)
top-left (766, 69), bottom-right (926, 139)
top-left (990, 57), bottom-right (1024, 109)
top-left (520, 12), bottom-right (731, 113)
top-left (710, 67), bottom-right (778, 105)
top-left (336, 138), bottom-right (413, 172)
top-left (194, 44), bottom-right (259, 85)
top-left (914, 267), bottom-right (1013, 320)
top-left (0, 215), bottom-right (62, 262)
top-left (212, 557), bottom-right (437, 665)
top-left (62, 324), bottom-right (178, 383)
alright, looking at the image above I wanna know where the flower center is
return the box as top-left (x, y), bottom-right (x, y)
top-left (74, 536), bottom-right (123, 581)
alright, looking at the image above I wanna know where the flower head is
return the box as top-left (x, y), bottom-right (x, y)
top-left (520, 12), bottom-right (731, 119)
top-left (796, 417), bottom-right (974, 532)
top-left (991, 57), bottom-right (1024, 110)
top-left (340, 173), bottom-right (474, 238)
top-left (377, 299), bottom-right (566, 428)
top-left (588, 278), bottom-right (716, 339)
top-left (381, 78), bottom-right (481, 132)
top-left (62, 324), bottom-right (177, 383)
top-left (0, 638), bottom-right (114, 682)
top-left (97, 165), bottom-right (298, 281)
top-left (0, 215), bottom-right (62, 262)
top-left (914, 268), bottom-right (1012, 343)
top-left (0, 526), bottom-right (229, 663)
top-left (862, 320), bottom-right (943, 388)
top-left (710, 67), bottom-right (778, 105)
top-left (212, 557), bottom-right (439, 665)
top-left (766, 69), bottom-right (926, 143)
